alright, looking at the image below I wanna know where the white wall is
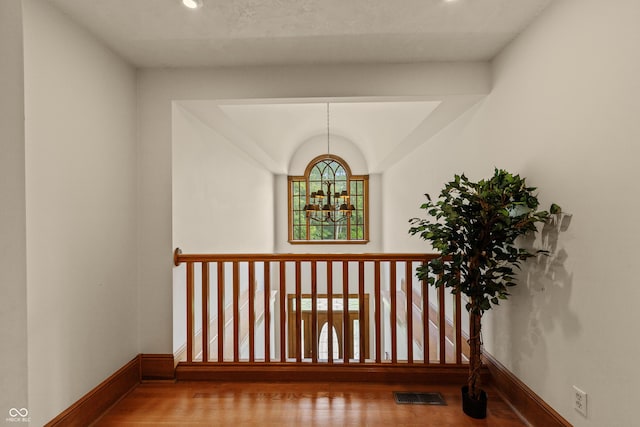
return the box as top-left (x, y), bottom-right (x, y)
top-left (0, 0), bottom-right (28, 418)
top-left (140, 62), bottom-right (490, 354)
top-left (172, 104), bottom-right (274, 253)
top-left (385, 0), bottom-right (640, 425)
top-left (22, 1), bottom-right (138, 424)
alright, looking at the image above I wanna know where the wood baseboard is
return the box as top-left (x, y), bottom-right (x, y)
top-left (175, 362), bottom-right (484, 384)
top-left (44, 356), bottom-right (140, 427)
top-left (484, 352), bottom-right (571, 427)
top-left (140, 353), bottom-right (176, 380)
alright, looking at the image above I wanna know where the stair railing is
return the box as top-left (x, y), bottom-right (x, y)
top-left (173, 249), bottom-right (467, 368)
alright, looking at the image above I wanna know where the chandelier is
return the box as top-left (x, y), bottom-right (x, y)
top-left (304, 104), bottom-right (355, 223)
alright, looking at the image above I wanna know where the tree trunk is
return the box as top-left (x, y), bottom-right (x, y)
top-left (468, 308), bottom-right (483, 399)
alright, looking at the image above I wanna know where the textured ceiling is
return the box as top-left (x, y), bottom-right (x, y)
top-left (48, 0), bottom-right (553, 67)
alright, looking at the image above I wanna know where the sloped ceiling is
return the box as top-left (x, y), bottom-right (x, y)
top-left (179, 100), bottom-right (448, 173)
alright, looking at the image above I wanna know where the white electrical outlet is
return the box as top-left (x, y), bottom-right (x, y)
top-left (573, 386), bottom-right (587, 417)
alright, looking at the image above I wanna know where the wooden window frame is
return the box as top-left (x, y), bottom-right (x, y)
top-left (288, 154), bottom-right (369, 244)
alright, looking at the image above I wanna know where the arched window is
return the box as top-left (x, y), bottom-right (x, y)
top-left (288, 154), bottom-right (368, 242)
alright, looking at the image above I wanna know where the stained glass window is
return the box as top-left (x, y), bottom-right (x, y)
top-left (288, 155), bottom-right (368, 243)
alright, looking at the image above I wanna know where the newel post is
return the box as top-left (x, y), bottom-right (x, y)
top-left (174, 248), bottom-right (182, 266)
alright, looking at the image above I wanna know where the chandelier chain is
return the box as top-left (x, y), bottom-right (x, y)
top-left (326, 103), bottom-right (330, 154)
top-left (303, 102), bottom-right (355, 224)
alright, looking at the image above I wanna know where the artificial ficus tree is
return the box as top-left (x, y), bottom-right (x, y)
top-left (409, 169), bottom-right (556, 403)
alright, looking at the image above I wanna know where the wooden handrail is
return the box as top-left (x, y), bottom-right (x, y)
top-left (174, 248), bottom-right (439, 265)
top-left (174, 248), bottom-right (466, 368)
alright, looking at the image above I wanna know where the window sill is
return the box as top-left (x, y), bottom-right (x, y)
top-left (288, 240), bottom-right (370, 245)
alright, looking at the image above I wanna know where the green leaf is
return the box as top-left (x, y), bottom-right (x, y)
top-left (408, 168), bottom-right (556, 314)
top-left (550, 203), bottom-right (562, 214)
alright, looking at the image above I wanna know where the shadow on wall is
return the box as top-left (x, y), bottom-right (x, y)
top-left (499, 212), bottom-right (580, 375)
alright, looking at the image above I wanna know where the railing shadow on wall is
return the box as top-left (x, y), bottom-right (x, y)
top-left (173, 249), bottom-right (471, 383)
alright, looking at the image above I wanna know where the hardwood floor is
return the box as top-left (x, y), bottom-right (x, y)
top-left (93, 381), bottom-right (526, 426)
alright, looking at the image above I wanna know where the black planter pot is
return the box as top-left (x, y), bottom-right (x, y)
top-left (461, 385), bottom-right (487, 419)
